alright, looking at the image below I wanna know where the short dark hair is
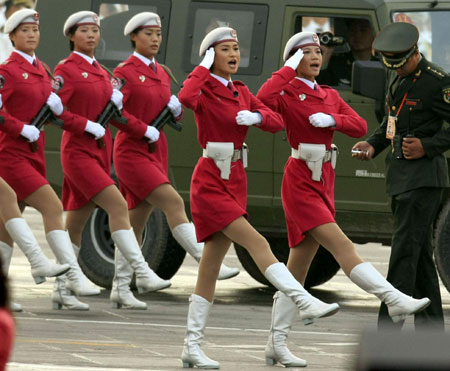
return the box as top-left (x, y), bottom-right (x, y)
top-left (67, 25), bottom-right (78, 51)
top-left (130, 29), bottom-right (141, 49)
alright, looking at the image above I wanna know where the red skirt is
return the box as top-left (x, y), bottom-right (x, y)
top-left (282, 157), bottom-right (336, 247)
top-left (190, 157), bottom-right (247, 242)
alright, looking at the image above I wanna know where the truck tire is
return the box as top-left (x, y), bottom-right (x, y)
top-left (79, 208), bottom-right (186, 288)
top-left (235, 237), bottom-right (340, 289)
top-left (434, 197), bottom-right (450, 293)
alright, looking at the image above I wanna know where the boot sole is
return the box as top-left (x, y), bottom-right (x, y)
top-left (302, 304), bottom-right (340, 325)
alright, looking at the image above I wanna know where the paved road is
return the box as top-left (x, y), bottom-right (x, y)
top-left (5, 208), bottom-right (450, 371)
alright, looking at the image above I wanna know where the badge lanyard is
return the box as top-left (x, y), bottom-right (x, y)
top-left (385, 77), bottom-right (417, 140)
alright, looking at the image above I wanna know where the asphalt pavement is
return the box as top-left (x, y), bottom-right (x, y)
top-left (4, 208), bottom-right (450, 371)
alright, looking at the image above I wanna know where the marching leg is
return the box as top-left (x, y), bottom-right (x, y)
top-left (46, 230), bottom-right (100, 296)
top-left (5, 218), bottom-right (70, 284)
top-left (350, 262), bottom-right (430, 322)
top-left (181, 294), bottom-right (219, 369)
top-left (111, 228), bottom-right (171, 293)
top-left (172, 222), bottom-right (240, 280)
top-left (265, 291), bottom-right (307, 367)
top-left (0, 241), bottom-right (23, 312)
top-left (264, 262), bottom-right (339, 325)
top-left (110, 248), bottom-right (147, 309)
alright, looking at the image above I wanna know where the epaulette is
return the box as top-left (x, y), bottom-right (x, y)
top-left (424, 63), bottom-right (447, 80)
top-left (117, 62), bottom-right (126, 68)
top-left (58, 59), bottom-right (67, 65)
top-left (233, 80), bottom-right (245, 86)
top-left (1, 60), bottom-right (9, 65)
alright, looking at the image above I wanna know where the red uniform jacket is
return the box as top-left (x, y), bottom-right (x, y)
top-left (179, 66), bottom-right (283, 242)
top-left (54, 53), bottom-right (147, 210)
top-left (113, 56), bottom-right (181, 209)
top-left (0, 52), bottom-right (52, 200)
top-left (257, 66), bottom-right (367, 247)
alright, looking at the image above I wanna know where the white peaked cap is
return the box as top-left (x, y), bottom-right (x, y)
top-left (124, 12), bottom-right (161, 36)
top-left (199, 26), bottom-right (238, 57)
top-left (283, 31), bottom-right (320, 61)
top-left (63, 11), bottom-right (100, 36)
top-left (4, 9), bottom-right (39, 33)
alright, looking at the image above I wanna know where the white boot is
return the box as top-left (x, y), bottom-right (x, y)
top-left (52, 275), bottom-right (89, 310)
top-left (349, 262), bottom-right (430, 323)
top-left (110, 248), bottom-right (147, 310)
top-left (5, 218), bottom-right (70, 284)
top-left (52, 243), bottom-right (89, 310)
top-left (264, 263), bottom-right (340, 325)
top-left (181, 294), bottom-right (219, 369)
top-left (265, 291), bottom-right (307, 367)
top-left (172, 223), bottom-right (240, 280)
top-left (46, 230), bottom-right (100, 296)
top-left (111, 228), bottom-right (171, 294)
top-left (0, 241), bottom-right (22, 312)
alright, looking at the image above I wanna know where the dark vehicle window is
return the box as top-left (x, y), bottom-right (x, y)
top-left (183, 2), bottom-right (268, 75)
top-left (293, 15), bottom-right (376, 87)
top-left (92, 0), bottom-right (171, 67)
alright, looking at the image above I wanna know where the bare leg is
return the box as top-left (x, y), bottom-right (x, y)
top-left (287, 234), bottom-right (320, 285)
top-left (222, 216), bottom-right (277, 273)
top-left (91, 185), bottom-right (130, 232)
top-left (128, 201), bottom-right (153, 245)
top-left (193, 231), bottom-right (230, 302)
top-left (0, 178), bottom-right (23, 223)
top-left (65, 202), bottom-right (96, 247)
top-left (308, 222), bottom-right (363, 276)
top-left (24, 185), bottom-right (65, 233)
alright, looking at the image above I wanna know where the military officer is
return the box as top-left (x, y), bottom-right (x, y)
top-left (353, 22), bottom-right (450, 330)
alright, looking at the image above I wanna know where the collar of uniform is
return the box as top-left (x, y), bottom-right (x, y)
top-left (13, 49), bottom-right (36, 65)
top-left (133, 51), bottom-right (155, 67)
top-left (73, 51), bottom-right (97, 65)
top-left (210, 72), bottom-right (231, 87)
top-left (295, 76), bottom-right (316, 90)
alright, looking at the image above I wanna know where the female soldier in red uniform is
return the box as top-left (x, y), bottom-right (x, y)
top-left (0, 92), bottom-right (69, 312)
top-left (52, 11), bottom-right (172, 310)
top-left (0, 9), bottom-right (91, 311)
top-left (178, 27), bottom-right (341, 369)
top-left (257, 31), bottom-right (431, 367)
top-left (112, 12), bottom-right (240, 310)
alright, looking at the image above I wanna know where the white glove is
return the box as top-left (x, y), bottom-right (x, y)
top-left (199, 48), bottom-right (215, 69)
top-left (284, 48), bottom-right (304, 70)
top-left (85, 120), bottom-right (106, 139)
top-left (145, 126), bottom-right (160, 143)
top-left (111, 89), bottom-right (123, 110)
top-left (21, 124), bottom-right (40, 142)
top-left (167, 95), bottom-right (182, 118)
top-left (46, 92), bottom-right (63, 116)
top-left (235, 110), bottom-right (262, 126)
top-left (0, 93), bottom-right (2, 109)
top-left (309, 113), bottom-right (336, 128)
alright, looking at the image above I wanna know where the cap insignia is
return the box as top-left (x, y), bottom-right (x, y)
top-left (443, 87), bottom-right (450, 104)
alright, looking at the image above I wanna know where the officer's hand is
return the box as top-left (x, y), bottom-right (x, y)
top-left (46, 92), bottom-right (64, 116)
top-left (0, 93), bottom-right (2, 109)
top-left (167, 95), bottom-right (182, 118)
top-left (85, 120), bottom-right (106, 140)
top-left (199, 48), bottom-right (215, 69)
top-left (21, 124), bottom-right (40, 142)
top-left (284, 48), bottom-right (304, 71)
top-left (352, 141), bottom-right (374, 160)
top-left (236, 110), bottom-right (262, 126)
top-left (309, 112), bottom-right (336, 128)
top-left (402, 137), bottom-right (425, 160)
top-left (111, 89), bottom-right (123, 110)
top-left (145, 126), bottom-right (160, 143)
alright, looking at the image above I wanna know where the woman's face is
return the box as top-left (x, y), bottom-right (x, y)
top-left (70, 25), bottom-right (100, 57)
top-left (10, 24), bottom-right (40, 55)
top-left (296, 45), bottom-right (322, 81)
top-left (211, 41), bottom-right (240, 79)
top-left (132, 27), bottom-right (162, 59)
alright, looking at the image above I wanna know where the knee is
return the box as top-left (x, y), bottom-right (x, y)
top-left (164, 192), bottom-right (185, 214)
top-left (244, 233), bottom-right (270, 254)
top-left (106, 197), bottom-right (129, 219)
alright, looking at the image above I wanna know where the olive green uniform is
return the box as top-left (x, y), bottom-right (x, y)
top-left (367, 56), bottom-right (450, 329)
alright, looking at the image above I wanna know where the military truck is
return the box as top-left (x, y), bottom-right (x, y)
top-left (34, 0), bottom-right (450, 292)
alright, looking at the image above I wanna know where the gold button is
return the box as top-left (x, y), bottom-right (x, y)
top-left (392, 106), bottom-right (396, 111)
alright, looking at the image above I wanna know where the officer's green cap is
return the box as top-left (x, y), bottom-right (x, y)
top-left (372, 22), bottom-right (419, 69)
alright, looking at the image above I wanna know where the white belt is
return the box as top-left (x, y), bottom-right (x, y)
top-left (291, 143), bottom-right (338, 181)
top-left (202, 142), bottom-right (248, 180)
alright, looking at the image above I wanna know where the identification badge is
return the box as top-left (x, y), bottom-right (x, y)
top-left (386, 115), bottom-right (397, 139)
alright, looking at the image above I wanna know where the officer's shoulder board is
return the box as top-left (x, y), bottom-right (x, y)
top-left (442, 86), bottom-right (450, 104)
top-left (424, 62), bottom-right (447, 80)
top-left (117, 62), bottom-right (126, 68)
top-left (57, 59), bottom-right (67, 65)
top-left (233, 80), bottom-right (245, 87)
